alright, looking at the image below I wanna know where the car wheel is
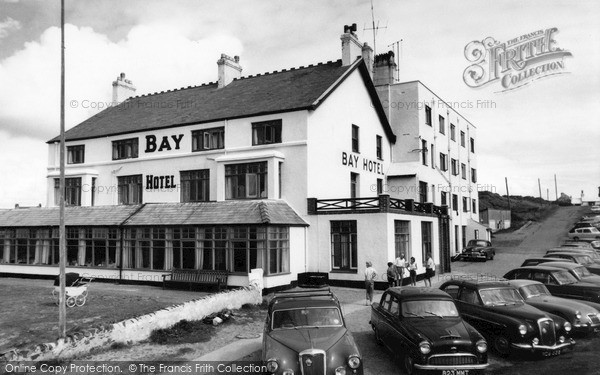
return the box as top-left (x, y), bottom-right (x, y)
top-left (493, 335), bottom-right (511, 357)
top-left (403, 354), bottom-right (416, 375)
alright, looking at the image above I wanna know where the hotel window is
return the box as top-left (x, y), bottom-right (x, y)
top-left (180, 169), bottom-right (210, 202)
top-left (421, 221), bottom-right (432, 261)
top-left (452, 194), bottom-right (458, 212)
top-left (421, 140), bottom-right (428, 166)
top-left (394, 220), bottom-right (411, 259)
top-left (472, 198), bottom-right (477, 214)
top-left (376, 135), bottom-right (382, 160)
top-left (463, 197), bottom-right (469, 212)
top-left (419, 181), bottom-right (428, 203)
top-left (430, 143), bottom-right (435, 169)
top-left (425, 105), bottom-right (432, 125)
top-left (451, 159), bottom-right (459, 176)
top-left (439, 116), bottom-right (445, 134)
top-left (460, 131), bottom-right (465, 147)
top-left (54, 177), bottom-right (82, 206)
top-left (225, 162), bottom-right (267, 199)
top-left (470, 137), bottom-right (475, 153)
top-left (462, 226), bottom-right (467, 249)
top-left (450, 124), bottom-right (456, 141)
top-left (252, 120), bottom-right (281, 145)
top-left (67, 145), bottom-right (84, 164)
top-left (461, 163), bottom-right (467, 180)
top-left (377, 178), bottom-right (383, 195)
top-left (440, 153), bottom-right (448, 171)
top-left (441, 191), bottom-right (448, 206)
top-left (471, 168), bottom-right (477, 183)
top-left (192, 127), bottom-right (224, 151)
top-left (352, 125), bottom-right (360, 153)
top-left (83, 228), bottom-right (119, 267)
top-left (172, 227), bottom-right (196, 269)
top-left (267, 227), bottom-right (290, 275)
top-left (331, 221), bottom-right (357, 271)
top-left (112, 138), bottom-right (138, 160)
top-left (350, 173), bottom-right (359, 198)
top-left (91, 177), bottom-right (97, 206)
top-left (118, 175), bottom-right (142, 204)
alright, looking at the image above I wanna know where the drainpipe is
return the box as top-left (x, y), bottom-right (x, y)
top-left (118, 226), bottom-right (124, 283)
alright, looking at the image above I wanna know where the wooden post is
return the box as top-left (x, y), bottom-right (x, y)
top-left (58, 0), bottom-right (66, 339)
top-left (505, 177), bottom-right (511, 211)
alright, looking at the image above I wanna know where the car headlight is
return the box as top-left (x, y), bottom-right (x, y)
top-left (419, 341), bottom-right (431, 355)
top-left (335, 367), bottom-right (346, 375)
top-left (476, 339), bottom-right (487, 353)
top-left (564, 322), bottom-right (572, 332)
top-left (575, 311), bottom-right (582, 320)
top-left (532, 337), bottom-right (539, 345)
top-left (518, 324), bottom-right (527, 335)
top-left (347, 355), bottom-right (361, 369)
top-left (266, 360), bottom-right (279, 373)
top-left (559, 336), bottom-right (565, 343)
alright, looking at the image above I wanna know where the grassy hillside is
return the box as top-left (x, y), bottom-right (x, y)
top-left (479, 191), bottom-right (558, 230)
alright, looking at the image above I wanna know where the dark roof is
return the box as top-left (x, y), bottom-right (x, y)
top-left (48, 59), bottom-right (395, 143)
top-left (122, 200), bottom-right (307, 226)
top-left (513, 265), bottom-right (567, 272)
top-left (442, 279), bottom-right (515, 289)
top-left (0, 200), bottom-right (307, 227)
top-left (0, 205), bottom-right (142, 227)
top-left (542, 262), bottom-right (581, 270)
top-left (387, 286), bottom-right (452, 299)
top-left (509, 279), bottom-right (543, 288)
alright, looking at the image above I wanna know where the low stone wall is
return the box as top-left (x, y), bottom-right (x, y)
top-left (1, 286), bottom-right (262, 362)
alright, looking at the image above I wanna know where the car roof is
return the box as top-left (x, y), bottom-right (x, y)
top-left (508, 279), bottom-right (545, 288)
top-left (269, 287), bottom-right (340, 310)
top-left (385, 286), bottom-right (452, 300)
top-left (543, 261), bottom-right (582, 270)
top-left (523, 257), bottom-right (565, 262)
top-left (546, 252), bottom-right (590, 258)
top-left (548, 248), bottom-right (594, 253)
top-left (442, 279), bottom-right (516, 289)
top-left (512, 265), bottom-right (569, 272)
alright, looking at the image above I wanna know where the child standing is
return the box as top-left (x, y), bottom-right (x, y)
top-left (364, 261), bottom-right (378, 305)
top-left (408, 257), bottom-right (418, 286)
top-left (386, 262), bottom-right (396, 288)
top-left (424, 253), bottom-right (435, 287)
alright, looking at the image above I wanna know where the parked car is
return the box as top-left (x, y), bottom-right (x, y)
top-left (439, 280), bottom-right (574, 357)
top-left (570, 222), bottom-right (597, 231)
top-left (562, 241), bottom-right (599, 250)
top-left (591, 206), bottom-right (600, 213)
top-left (263, 287), bottom-right (363, 375)
top-left (547, 248), bottom-right (600, 264)
top-left (521, 257), bottom-right (572, 267)
top-left (460, 239), bottom-right (495, 261)
top-left (544, 251), bottom-right (600, 275)
top-left (503, 265), bottom-right (600, 303)
top-left (370, 287), bottom-right (488, 374)
top-left (512, 279), bottom-right (600, 334)
top-left (543, 261), bottom-right (600, 285)
top-left (568, 227), bottom-right (600, 241)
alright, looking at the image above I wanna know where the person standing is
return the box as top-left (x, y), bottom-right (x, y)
top-left (424, 252), bottom-right (435, 287)
top-left (364, 261), bottom-right (378, 305)
top-left (386, 262), bottom-right (396, 288)
top-left (408, 257), bottom-right (418, 286)
top-left (394, 253), bottom-right (407, 286)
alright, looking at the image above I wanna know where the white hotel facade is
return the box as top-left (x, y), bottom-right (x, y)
top-left (0, 27), bottom-right (483, 290)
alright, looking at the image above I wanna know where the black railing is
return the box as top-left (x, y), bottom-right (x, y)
top-left (307, 195), bottom-right (448, 217)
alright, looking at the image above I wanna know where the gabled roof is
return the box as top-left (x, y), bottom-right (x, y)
top-left (0, 201), bottom-right (307, 227)
top-left (49, 59), bottom-right (395, 143)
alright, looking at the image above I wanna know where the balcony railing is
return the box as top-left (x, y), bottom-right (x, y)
top-left (307, 195), bottom-right (448, 217)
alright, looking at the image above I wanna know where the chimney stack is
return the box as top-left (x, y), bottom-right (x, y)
top-left (373, 51), bottom-right (398, 86)
top-left (112, 73), bottom-right (136, 104)
top-left (217, 54), bottom-right (242, 88)
top-left (341, 24), bottom-right (362, 66)
top-left (361, 42), bottom-right (373, 78)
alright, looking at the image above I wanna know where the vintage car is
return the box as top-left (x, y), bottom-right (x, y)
top-left (503, 265), bottom-right (600, 303)
top-left (543, 261), bottom-right (600, 285)
top-left (460, 239), bottom-right (495, 261)
top-left (439, 280), bottom-right (574, 357)
top-left (547, 248), bottom-right (600, 264)
top-left (512, 279), bottom-right (600, 334)
top-left (370, 287), bottom-right (488, 374)
top-left (544, 251), bottom-right (600, 275)
top-left (561, 241), bottom-right (600, 249)
top-left (568, 227), bottom-right (600, 241)
top-left (263, 287), bottom-right (363, 375)
top-left (521, 257), bottom-right (571, 267)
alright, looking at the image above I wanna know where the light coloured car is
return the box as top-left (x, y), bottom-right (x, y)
top-left (568, 227), bottom-right (600, 241)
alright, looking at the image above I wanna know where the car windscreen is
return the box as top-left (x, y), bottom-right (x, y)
top-left (573, 266), bottom-right (592, 278)
top-left (553, 270), bottom-right (579, 284)
top-left (518, 284), bottom-right (550, 299)
top-left (401, 300), bottom-right (459, 318)
top-left (479, 288), bottom-right (524, 306)
top-left (272, 307), bottom-right (342, 329)
top-left (574, 255), bottom-right (594, 265)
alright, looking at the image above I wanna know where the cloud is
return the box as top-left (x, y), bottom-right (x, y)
top-left (0, 17), bottom-right (21, 39)
top-left (0, 23), bottom-right (243, 140)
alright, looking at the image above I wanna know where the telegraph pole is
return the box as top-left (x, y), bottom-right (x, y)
top-left (538, 178), bottom-right (542, 199)
top-left (554, 174), bottom-right (558, 201)
top-left (505, 177), bottom-right (511, 211)
top-left (58, 0), bottom-right (67, 338)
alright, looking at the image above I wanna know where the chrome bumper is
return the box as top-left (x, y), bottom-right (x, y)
top-left (511, 338), bottom-right (575, 352)
top-left (414, 363), bottom-right (489, 371)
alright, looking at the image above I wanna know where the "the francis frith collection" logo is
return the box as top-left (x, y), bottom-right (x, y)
top-left (463, 27), bottom-right (572, 92)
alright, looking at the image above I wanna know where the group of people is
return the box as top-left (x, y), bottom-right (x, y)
top-left (363, 252), bottom-right (435, 305)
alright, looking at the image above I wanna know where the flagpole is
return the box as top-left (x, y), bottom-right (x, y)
top-left (58, 0), bottom-right (66, 338)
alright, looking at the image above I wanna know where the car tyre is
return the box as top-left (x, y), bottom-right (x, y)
top-left (493, 335), bottom-right (511, 357)
top-left (403, 354), bottom-right (416, 375)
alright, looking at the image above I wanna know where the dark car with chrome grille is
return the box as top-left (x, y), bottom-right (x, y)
top-left (439, 280), bottom-right (574, 357)
top-left (263, 287), bottom-right (363, 375)
top-left (370, 287), bottom-right (488, 374)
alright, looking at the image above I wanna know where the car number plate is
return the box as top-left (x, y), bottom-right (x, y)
top-left (442, 370), bottom-right (469, 375)
top-left (542, 349), bottom-right (561, 357)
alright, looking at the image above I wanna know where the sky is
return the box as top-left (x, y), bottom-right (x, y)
top-left (0, 0), bottom-right (598, 208)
